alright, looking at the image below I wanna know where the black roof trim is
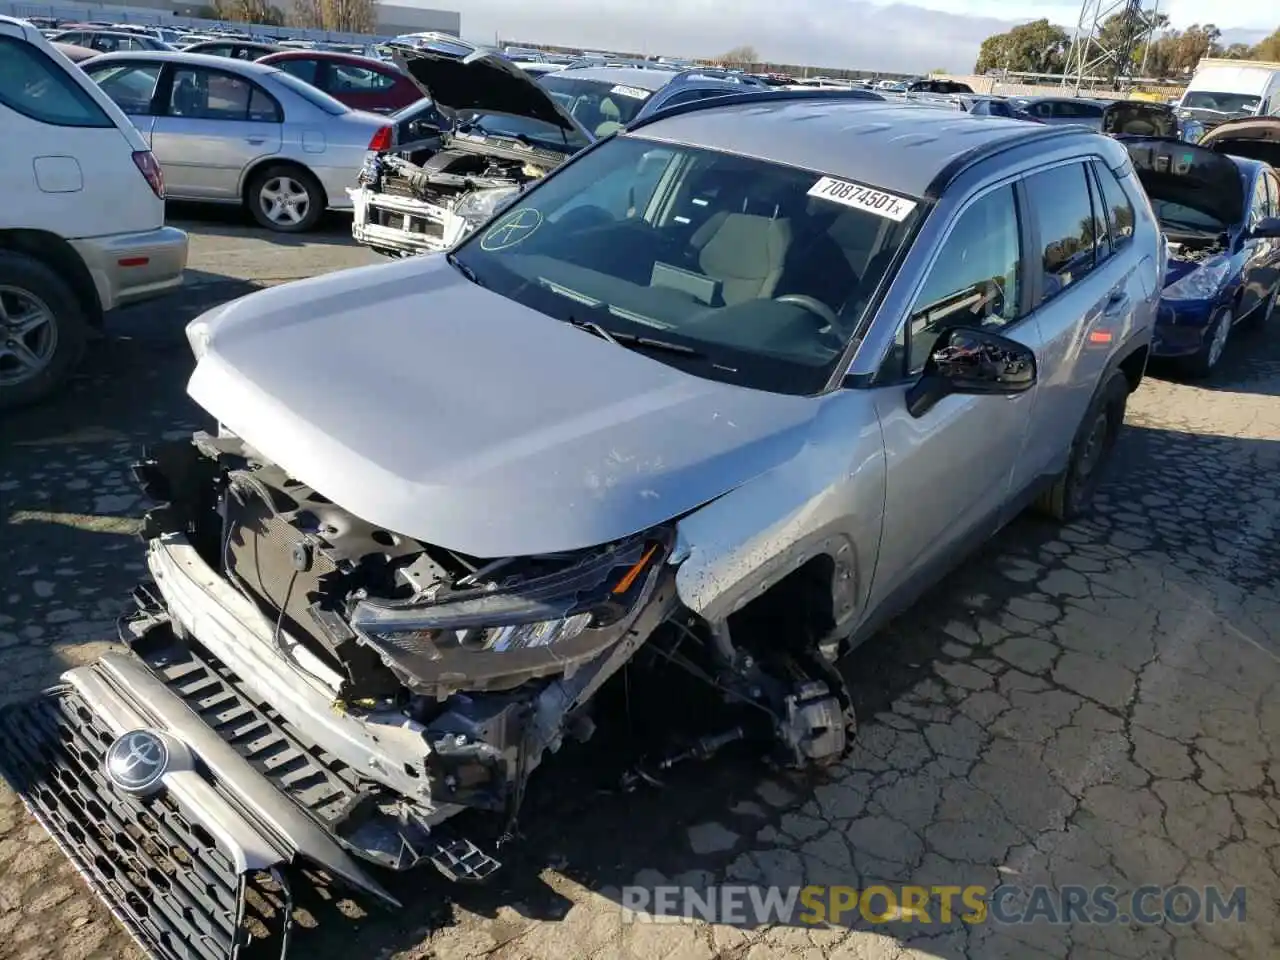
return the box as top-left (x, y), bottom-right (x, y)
top-left (924, 125), bottom-right (1095, 199)
top-left (624, 87), bottom-right (886, 132)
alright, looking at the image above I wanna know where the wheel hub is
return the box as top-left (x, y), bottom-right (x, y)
top-left (0, 285), bottom-right (58, 387)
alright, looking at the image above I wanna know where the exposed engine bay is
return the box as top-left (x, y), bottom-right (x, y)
top-left (352, 132), bottom-right (561, 257)
top-left (81, 430), bottom-right (854, 890)
top-left (1167, 235), bottom-right (1227, 263)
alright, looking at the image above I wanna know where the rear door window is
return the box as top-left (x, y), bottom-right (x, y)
top-left (0, 37), bottom-right (114, 128)
top-left (1091, 161), bottom-right (1135, 246)
top-left (1023, 163), bottom-right (1102, 302)
top-left (86, 62), bottom-right (161, 116)
top-left (275, 58), bottom-right (321, 85)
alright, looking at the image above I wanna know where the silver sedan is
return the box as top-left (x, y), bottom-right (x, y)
top-left (82, 51), bottom-right (391, 232)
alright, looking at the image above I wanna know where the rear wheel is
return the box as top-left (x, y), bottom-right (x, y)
top-left (247, 164), bottom-right (325, 233)
top-left (1034, 370), bottom-right (1129, 523)
top-left (0, 251), bottom-right (88, 411)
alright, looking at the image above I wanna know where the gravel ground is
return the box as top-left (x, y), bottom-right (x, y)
top-left (0, 207), bottom-right (1278, 960)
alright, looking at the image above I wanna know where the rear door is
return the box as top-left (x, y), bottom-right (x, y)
top-left (1015, 160), bottom-right (1137, 487)
top-left (149, 64), bottom-right (283, 199)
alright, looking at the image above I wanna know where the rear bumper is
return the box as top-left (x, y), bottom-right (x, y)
top-left (70, 226), bottom-right (188, 311)
top-left (348, 186), bottom-right (467, 255)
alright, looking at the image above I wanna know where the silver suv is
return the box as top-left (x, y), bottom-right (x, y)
top-left (0, 93), bottom-right (1159, 957)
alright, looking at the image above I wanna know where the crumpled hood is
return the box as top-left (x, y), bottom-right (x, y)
top-left (1119, 135), bottom-right (1244, 227)
top-left (185, 257), bottom-right (819, 558)
top-left (392, 47), bottom-right (590, 140)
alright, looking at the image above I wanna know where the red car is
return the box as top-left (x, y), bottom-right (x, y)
top-left (255, 50), bottom-right (423, 113)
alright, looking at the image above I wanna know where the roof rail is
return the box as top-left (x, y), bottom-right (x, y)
top-left (625, 86), bottom-right (887, 132)
top-left (923, 125), bottom-right (1091, 198)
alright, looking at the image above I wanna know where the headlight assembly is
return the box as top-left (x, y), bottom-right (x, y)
top-left (1162, 256), bottom-right (1233, 301)
top-left (452, 186), bottom-right (522, 229)
top-left (349, 534), bottom-right (668, 676)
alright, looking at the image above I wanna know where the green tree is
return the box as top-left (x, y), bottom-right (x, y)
top-left (1253, 28), bottom-right (1280, 62)
top-left (1222, 42), bottom-right (1253, 59)
top-left (974, 18), bottom-right (1069, 74)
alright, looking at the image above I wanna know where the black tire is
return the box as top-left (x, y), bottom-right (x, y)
top-left (0, 250), bottom-right (88, 412)
top-left (246, 164), bottom-right (325, 233)
top-left (1181, 308), bottom-right (1233, 379)
top-left (1034, 370), bottom-right (1129, 523)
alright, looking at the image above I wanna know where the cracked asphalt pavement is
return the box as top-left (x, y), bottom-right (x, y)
top-left (1, 207), bottom-right (1278, 960)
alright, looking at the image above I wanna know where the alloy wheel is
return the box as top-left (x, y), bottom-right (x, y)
top-left (1206, 309), bottom-right (1232, 369)
top-left (258, 176), bottom-right (311, 227)
top-left (0, 285), bottom-right (58, 387)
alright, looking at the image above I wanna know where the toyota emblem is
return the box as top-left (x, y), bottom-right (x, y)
top-left (103, 729), bottom-right (170, 795)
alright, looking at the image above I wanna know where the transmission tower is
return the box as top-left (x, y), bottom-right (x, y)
top-left (1062, 0), bottom-right (1156, 94)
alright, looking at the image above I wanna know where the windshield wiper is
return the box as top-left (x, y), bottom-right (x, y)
top-left (567, 316), bottom-right (705, 358)
top-left (567, 317), bottom-right (620, 344)
top-left (446, 251), bottom-right (483, 286)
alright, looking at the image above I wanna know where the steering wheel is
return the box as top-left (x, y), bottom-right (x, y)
top-left (773, 294), bottom-right (840, 328)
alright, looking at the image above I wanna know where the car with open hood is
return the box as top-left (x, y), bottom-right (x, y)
top-left (0, 92), bottom-right (1159, 959)
top-left (1119, 120), bottom-right (1280, 376)
top-left (1008, 96), bottom-right (1199, 141)
top-left (348, 45), bottom-right (863, 256)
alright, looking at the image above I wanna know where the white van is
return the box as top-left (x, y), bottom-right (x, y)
top-left (0, 15), bottom-right (188, 409)
top-left (1178, 58), bottom-right (1280, 131)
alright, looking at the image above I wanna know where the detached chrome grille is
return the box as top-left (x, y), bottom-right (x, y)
top-left (0, 687), bottom-right (287, 960)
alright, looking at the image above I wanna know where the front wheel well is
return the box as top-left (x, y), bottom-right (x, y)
top-left (240, 159), bottom-right (328, 208)
top-left (726, 555), bottom-right (838, 653)
top-left (0, 229), bottom-right (103, 328)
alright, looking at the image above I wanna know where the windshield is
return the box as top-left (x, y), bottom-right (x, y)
top-left (537, 73), bottom-right (660, 137)
top-left (451, 136), bottom-right (922, 395)
top-left (1149, 198), bottom-right (1226, 233)
top-left (270, 70), bottom-right (348, 115)
top-left (1182, 91), bottom-right (1261, 114)
top-left (454, 111), bottom-right (590, 153)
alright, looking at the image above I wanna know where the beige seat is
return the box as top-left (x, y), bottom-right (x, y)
top-left (689, 211), bottom-right (793, 305)
top-left (595, 97), bottom-right (624, 137)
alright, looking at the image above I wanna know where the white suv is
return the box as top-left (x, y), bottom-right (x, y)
top-left (0, 16), bottom-right (188, 409)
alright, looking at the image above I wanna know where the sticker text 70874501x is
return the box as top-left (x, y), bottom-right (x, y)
top-left (807, 176), bottom-right (918, 222)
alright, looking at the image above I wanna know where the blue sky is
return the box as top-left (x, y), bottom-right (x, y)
top-left (447, 0), bottom-right (1274, 72)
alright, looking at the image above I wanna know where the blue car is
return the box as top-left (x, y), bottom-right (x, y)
top-left (1121, 121), bottom-right (1280, 376)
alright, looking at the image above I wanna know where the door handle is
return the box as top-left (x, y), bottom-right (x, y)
top-left (245, 136), bottom-right (267, 144)
top-left (1103, 290), bottom-right (1130, 316)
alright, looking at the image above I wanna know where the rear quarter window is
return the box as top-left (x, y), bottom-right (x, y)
top-left (0, 36), bottom-right (115, 128)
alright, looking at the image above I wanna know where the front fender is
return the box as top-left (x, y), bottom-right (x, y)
top-left (672, 394), bottom-right (886, 633)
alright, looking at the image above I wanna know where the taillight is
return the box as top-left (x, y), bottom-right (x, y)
top-left (132, 150), bottom-right (164, 199)
top-left (368, 125), bottom-right (392, 151)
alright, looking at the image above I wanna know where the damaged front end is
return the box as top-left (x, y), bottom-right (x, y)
top-left (0, 429), bottom-right (854, 960)
top-left (348, 45), bottom-right (589, 257)
top-left (349, 146), bottom-right (551, 256)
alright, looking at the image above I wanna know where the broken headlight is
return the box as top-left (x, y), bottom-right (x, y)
top-left (452, 186), bottom-right (521, 230)
top-left (349, 534), bottom-right (667, 661)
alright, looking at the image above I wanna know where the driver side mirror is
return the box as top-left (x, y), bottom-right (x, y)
top-left (905, 326), bottom-right (1036, 418)
top-left (1248, 215), bottom-right (1280, 240)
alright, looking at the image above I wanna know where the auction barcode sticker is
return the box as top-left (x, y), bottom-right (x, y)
top-left (807, 176), bottom-right (918, 221)
top-left (610, 84), bottom-right (650, 99)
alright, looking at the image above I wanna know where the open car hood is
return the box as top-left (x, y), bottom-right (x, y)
top-left (1119, 136), bottom-right (1244, 228)
top-left (393, 48), bottom-right (591, 141)
top-left (1197, 116), bottom-right (1280, 157)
